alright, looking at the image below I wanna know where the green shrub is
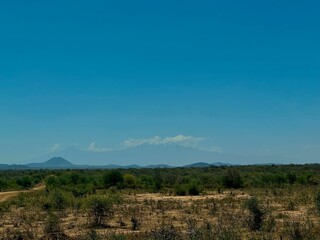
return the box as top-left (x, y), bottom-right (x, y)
top-left (16, 176), bottom-right (32, 189)
top-left (44, 212), bottom-right (63, 235)
top-left (222, 169), bottom-right (243, 189)
top-left (245, 197), bottom-right (265, 231)
top-left (86, 195), bottom-right (114, 227)
top-left (123, 174), bottom-right (137, 189)
top-left (174, 184), bottom-right (187, 196)
top-left (188, 182), bottom-right (201, 196)
top-left (51, 190), bottom-right (69, 211)
top-left (103, 170), bottom-right (124, 189)
top-left (315, 191), bottom-right (320, 215)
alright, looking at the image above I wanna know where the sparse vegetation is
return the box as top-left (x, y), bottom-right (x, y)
top-left (245, 196), bottom-right (265, 231)
top-left (0, 164), bottom-right (320, 239)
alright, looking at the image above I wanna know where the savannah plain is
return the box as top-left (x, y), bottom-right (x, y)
top-left (0, 165), bottom-right (320, 239)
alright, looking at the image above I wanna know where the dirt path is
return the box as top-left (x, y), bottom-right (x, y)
top-left (0, 184), bottom-right (45, 202)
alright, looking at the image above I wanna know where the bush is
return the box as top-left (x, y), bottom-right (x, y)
top-left (131, 217), bottom-right (141, 231)
top-left (188, 182), bottom-right (201, 196)
top-left (222, 169), bottom-right (243, 189)
top-left (49, 190), bottom-right (70, 211)
top-left (283, 218), bottom-right (315, 240)
top-left (149, 224), bottom-right (182, 240)
top-left (86, 195), bottom-right (114, 227)
top-left (315, 191), bottom-right (320, 215)
top-left (123, 174), bottom-right (137, 189)
top-left (174, 184), bottom-right (187, 196)
top-left (44, 212), bottom-right (64, 236)
top-left (103, 170), bottom-right (124, 189)
top-left (77, 229), bottom-right (103, 240)
top-left (16, 176), bottom-right (32, 189)
top-left (245, 197), bottom-right (265, 231)
top-left (213, 211), bottom-right (242, 240)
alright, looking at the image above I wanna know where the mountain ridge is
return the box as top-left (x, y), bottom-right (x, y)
top-left (0, 157), bottom-right (237, 170)
top-left (26, 144), bottom-right (301, 167)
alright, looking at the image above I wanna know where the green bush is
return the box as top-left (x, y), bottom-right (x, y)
top-left (123, 174), bottom-right (137, 189)
top-left (85, 195), bottom-right (114, 227)
top-left (245, 197), bottom-right (265, 231)
top-left (315, 191), bottom-right (320, 215)
top-left (174, 184), bottom-right (187, 196)
top-left (44, 212), bottom-right (63, 235)
top-left (103, 170), bottom-right (124, 189)
top-left (222, 169), bottom-right (243, 189)
top-left (16, 176), bottom-right (32, 189)
top-left (51, 190), bottom-right (70, 211)
top-left (188, 182), bottom-right (201, 196)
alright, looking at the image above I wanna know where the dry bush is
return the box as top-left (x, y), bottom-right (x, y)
top-left (283, 217), bottom-right (317, 240)
top-left (149, 223), bottom-right (183, 240)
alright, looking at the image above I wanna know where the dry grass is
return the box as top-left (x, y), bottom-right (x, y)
top-left (0, 186), bottom-right (320, 239)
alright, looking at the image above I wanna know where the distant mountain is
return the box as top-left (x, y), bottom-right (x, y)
top-left (145, 164), bottom-right (172, 168)
top-left (27, 157), bottom-right (75, 169)
top-left (94, 164), bottom-right (141, 169)
top-left (184, 162), bottom-right (212, 168)
top-left (0, 158), bottom-right (231, 170)
top-left (0, 154), bottom-right (307, 170)
top-left (184, 162), bottom-right (236, 168)
top-left (29, 144), bottom-right (301, 167)
top-left (22, 143), bottom-right (303, 168)
top-left (0, 164), bottom-right (28, 170)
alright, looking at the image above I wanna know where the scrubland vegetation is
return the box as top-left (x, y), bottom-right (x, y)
top-left (1, 164), bottom-right (320, 239)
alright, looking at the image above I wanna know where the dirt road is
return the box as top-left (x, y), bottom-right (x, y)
top-left (0, 184), bottom-right (45, 202)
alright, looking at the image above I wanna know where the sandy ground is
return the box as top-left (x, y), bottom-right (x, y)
top-left (0, 184), bottom-right (45, 202)
top-left (130, 191), bottom-right (250, 202)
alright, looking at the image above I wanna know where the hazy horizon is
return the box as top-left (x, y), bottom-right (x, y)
top-left (1, 1), bottom-right (319, 164)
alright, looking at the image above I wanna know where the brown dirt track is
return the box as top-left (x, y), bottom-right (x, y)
top-left (0, 184), bottom-right (45, 202)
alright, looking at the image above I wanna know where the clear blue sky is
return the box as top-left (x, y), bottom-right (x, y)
top-left (0, 0), bottom-right (319, 163)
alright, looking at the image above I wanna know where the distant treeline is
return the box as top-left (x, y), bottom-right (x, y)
top-left (0, 164), bottom-right (319, 194)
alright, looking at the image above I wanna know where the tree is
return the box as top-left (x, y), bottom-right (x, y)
top-left (124, 174), bottom-right (137, 188)
top-left (86, 195), bottom-right (114, 227)
top-left (16, 176), bottom-right (32, 189)
top-left (222, 169), bottom-right (243, 189)
top-left (103, 170), bottom-right (124, 188)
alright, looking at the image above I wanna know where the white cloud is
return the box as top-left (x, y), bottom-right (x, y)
top-left (85, 135), bottom-right (220, 153)
top-left (124, 135), bottom-right (206, 148)
top-left (87, 142), bottom-right (112, 152)
top-left (49, 144), bottom-right (61, 153)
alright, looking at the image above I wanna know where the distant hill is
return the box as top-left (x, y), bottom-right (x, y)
top-left (145, 164), bottom-right (172, 168)
top-left (184, 162), bottom-right (212, 168)
top-left (27, 144), bottom-right (300, 167)
top-left (0, 164), bottom-right (28, 170)
top-left (184, 162), bottom-right (236, 168)
top-left (0, 158), bottom-right (233, 170)
top-left (4, 142), bottom-right (302, 170)
top-left (26, 157), bottom-right (75, 169)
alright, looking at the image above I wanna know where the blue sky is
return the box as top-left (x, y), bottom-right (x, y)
top-left (0, 0), bottom-right (319, 163)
